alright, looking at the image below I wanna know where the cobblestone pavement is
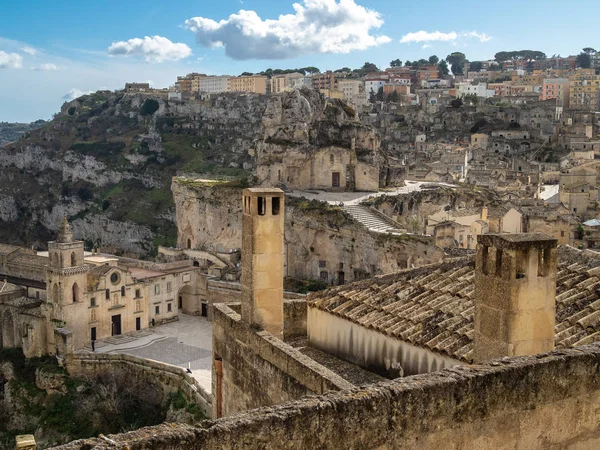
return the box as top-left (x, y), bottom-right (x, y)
top-left (95, 314), bottom-right (213, 393)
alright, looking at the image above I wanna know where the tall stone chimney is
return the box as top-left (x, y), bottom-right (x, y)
top-left (481, 207), bottom-right (488, 222)
top-left (474, 233), bottom-right (558, 362)
top-left (241, 188), bottom-right (285, 338)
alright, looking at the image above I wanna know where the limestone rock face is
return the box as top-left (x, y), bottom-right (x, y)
top-left (253, 88), bottom-right (382, 191)
top-left (173, 180), bottom-right (443, 282)
top-left (35, 367), bottom-right (67, 394)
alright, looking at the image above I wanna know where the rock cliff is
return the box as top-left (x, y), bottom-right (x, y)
top-left (0, 91), bottom-right (268, 255)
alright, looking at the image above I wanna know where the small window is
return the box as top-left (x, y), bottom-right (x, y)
top-left (330, 154), bottom-right (334, 164)
top-left (187, 239), bottom-right (192, 249)
top-left (168, 303), bottom-right (172, 312)
top-left (105, 289), bottom-right (110, 300)
top-left (154, 284), bottom-right (160, 295)
top-left (272, 197), bottom-right (280, 216)
top-left (121, 286), bottom-right (125, 297)
top-left (36, 291), bottom-right (40, 299)
top-left (167, 282), bottom-right (172, 293)
top-left (135, 289), bottom-right (141, 298)
top-left (110, 272), bottom-right (120, 285)
top-left (339, 262), bottom-right (344, 269)
top-left (155, 305), bottom-right (160, 315)
top-left (561, 231), bottom-right (565, 237)
top-left (90, 297), bottom-right (96, 307)
top-left (319, 260), bottom-right (327, 268)
top-left (257, 197), bottom-right (266, 216)
top-left (320, 271), bottom-right (329, 281)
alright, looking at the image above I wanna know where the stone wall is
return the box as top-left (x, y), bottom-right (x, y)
top-left (211, 304), bottom-right (352, 418)
top-left (66, 352), bottom-right (212, 418)
top-left (53, 344), bottom-right (600, 450)
top-left (308, 307), bottom-right (462, 377)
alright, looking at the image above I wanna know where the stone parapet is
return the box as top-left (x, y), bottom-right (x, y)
top-left (66, 352), bottom-right (212, 418)
top-left (53, 343), bottom-right (600, 450)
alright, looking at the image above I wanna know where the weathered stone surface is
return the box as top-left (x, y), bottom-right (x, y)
top-left (51, 343), bottom-right (600, 450)
top-left (35, 367), bottom-right (67, 394)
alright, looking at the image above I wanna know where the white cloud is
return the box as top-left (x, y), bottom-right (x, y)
top-left (466, 31), bottom-right (492, 42)
top-left (400, 30), bottom-right (492, 44)
top-left (32, 63), bottom-right (60, 71)
top-left (62, 88), bottom-right (94, 100)
top-left (0, 51), bottom-right (23, 69)
top-left (107, 35), bottom-right (192, 63)
top-left (400, 31), bottom-right (458, 43)
top-left (422, 44), bottom-right (432, 49)
top-left (22, 46), bottom-right (36, 55)
top-left (184, 0), bottom-right (391, 60)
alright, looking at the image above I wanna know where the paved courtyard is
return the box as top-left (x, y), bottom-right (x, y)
top-left (93, 314), bottom-right (213, 392)
top-left (288, 180), bottom-right (455, 205)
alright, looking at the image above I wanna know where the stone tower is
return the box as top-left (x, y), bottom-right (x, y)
top-left (241, 188), bottom-right (284, 338)
top-left (474, 233), bottom-right (558, 362)
top-left (46, 218), bottom-right (87, 353)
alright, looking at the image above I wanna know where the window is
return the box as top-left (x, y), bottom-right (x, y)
top-left (168, 303), bottom-right (172, 312)
top-left (121, 286), bottom-right (125, 297)
top-left (155, 305), bottom-right (160, 315)
top-left (320, 271), bottom-right (329, 281)
top-left (257, 196), bottom-right (266, 216)
top-left (90, 297), bottom-right (96, 307)
top-left (272, 197), bottom-right (280, 216)
top-left (339, 262), bottom-right (344, 269)
top-left (319, 260), bottom-right (326, 268)
top-left (110, 272), bottom-right (120, 285)
top-left (330, 154), bottom-right (334, 164)
top-left (187, 239), bottom-right (192, 249)
top-left (167, 282), bottom-right (172, 293)
top-left (136, 300), bottom-right (141, 311)
top-left (105, 289), bottom-right (110, 300)
top-left (71, 252), bottom-right (76, 267)
top-left (154, 284), bottom-right (160, 295)
top-left (135, 289), bottom-right (141, 298)
top-left (36, 291), bottom-right (40, 299)
top-left (561, 231), bottom-right (565, 237)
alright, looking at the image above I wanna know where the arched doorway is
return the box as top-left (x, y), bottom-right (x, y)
top-left (178, 284), bottom-right (201, 316)
top-left (72, 282), bottom-right (80, 303)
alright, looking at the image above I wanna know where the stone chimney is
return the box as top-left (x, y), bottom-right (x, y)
top-left (481, 207), bottom-right (488, 222)
top-left (474, 233), bottom-right (557, 362)
top-left (241, 188), bottom-right (285, 338)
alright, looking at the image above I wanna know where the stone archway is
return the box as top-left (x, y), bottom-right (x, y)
top-left (178, 284), bottom-right (200, 316)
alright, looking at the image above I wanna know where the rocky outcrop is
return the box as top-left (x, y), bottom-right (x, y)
top-left (173, 179), bottom-right (443, 283)
top-left (35, 367), bottom-right (67, 394)
top-left (0, 91), bottom-right (269, 255)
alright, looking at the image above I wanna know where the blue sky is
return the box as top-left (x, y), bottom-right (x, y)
top-left (1, 0), bottom-right (599, 122)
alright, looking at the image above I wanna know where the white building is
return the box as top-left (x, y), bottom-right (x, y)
top-left (198, 76), bottom-right (231, 94)
top-left (271, 73), bottom-right (305, 93)
top-left (291, 76), bottom-right (313, 89)
top-left (457, 82), bottom-right (495, 99)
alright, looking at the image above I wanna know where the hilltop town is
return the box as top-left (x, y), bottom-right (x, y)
top-left (3, 46), bottom-right (600, 449)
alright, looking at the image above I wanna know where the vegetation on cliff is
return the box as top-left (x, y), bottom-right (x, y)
top-left (0, 349), bottom-right (175, 448)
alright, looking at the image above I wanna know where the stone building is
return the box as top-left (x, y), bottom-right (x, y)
top-left (0, 218), bottom-right (206, 355)
top-left (54, 198), bottom-right (600, 450)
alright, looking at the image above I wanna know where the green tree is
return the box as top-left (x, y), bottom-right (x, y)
top-left (583, 47), bottom-right (597, 54)
top-left (240, 71), bottom-right (254, 76)
top-left (390, 59), bottom-right (402, 67)
top-left (404, 60), bottom-right (412, 67)
top-left (376, 86), bottom-right (384, 102)
top-left (300, 66), bottom-right (320, 74)
top-left (334, 67), bottom-right (351, 73)
top-left (369, 88), bottom-right (377, 103)
top-left (438, 60), bottom-right (449, 77)
top-left (450, 98), bottom-right (463, 108)
top-left (469, 61), bottom-right (483, 72)
top-left (360, 62), bottom-right (380, 74)
top-left (387, 90), bottom-right (399, 103)
top-left (418, 58), bottom-right (428, 66)
top-left (463, 94), bottom-right (478, 105)
top-left (428, 55), bottom-right (439, 65)
top-left (446, 52), bottom-right (466, 75)
top-left (577, 51), bottom-right (592, 68)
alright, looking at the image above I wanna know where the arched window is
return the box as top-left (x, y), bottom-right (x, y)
top-left (330, 154), bottom-right (334, 164)
top-left (105, 289), bottom-right (110, 300)
top-left (121, 286), bottom-right (125, 297)
top-left (72, 282), bottom-right (79, 303)
top-left (71, 252), bottom-right (76, 267)
top-left (193, 261), bottom-right (200, 267)
top-left (187, 239), bottom-right (192, 249)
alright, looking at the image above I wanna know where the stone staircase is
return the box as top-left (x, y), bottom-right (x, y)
top-left (343, 205), bottom-right (404, 235)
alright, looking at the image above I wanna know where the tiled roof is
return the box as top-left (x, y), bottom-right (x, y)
top-left (308, 247), bottom-right (600, 363)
